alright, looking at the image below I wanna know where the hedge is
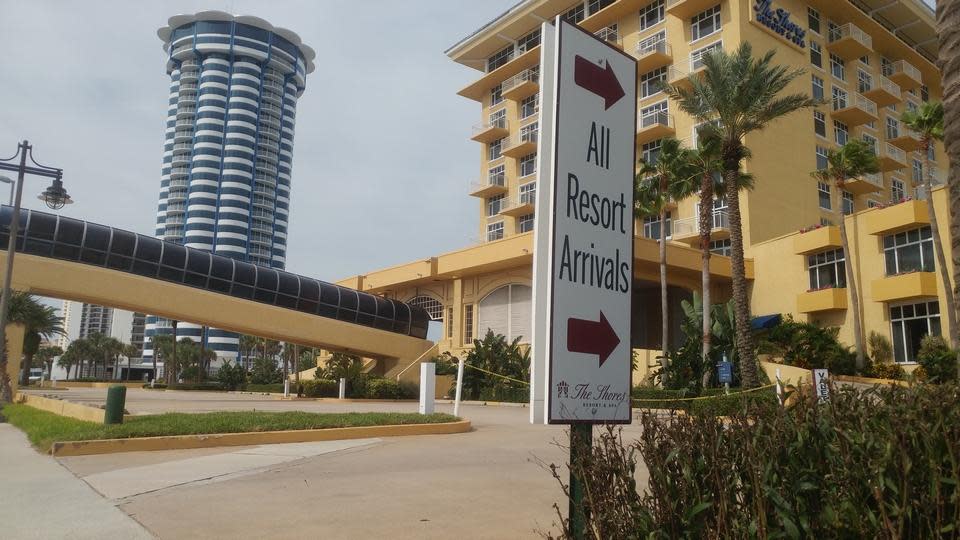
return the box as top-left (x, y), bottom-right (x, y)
top-left (632, 386), bottom-right (778, 416)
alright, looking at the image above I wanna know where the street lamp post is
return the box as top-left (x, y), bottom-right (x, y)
top-left (0, 140), bottom-right (71, 402)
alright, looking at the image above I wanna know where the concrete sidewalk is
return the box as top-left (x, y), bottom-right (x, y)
top-left (0, 423), bottom-right (154, 539)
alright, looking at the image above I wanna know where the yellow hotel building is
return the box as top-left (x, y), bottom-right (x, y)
top-left (339, 0), bottom-right (949, 375)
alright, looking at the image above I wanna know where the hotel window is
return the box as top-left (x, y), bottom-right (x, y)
top-left (807, 7), bottom-right (820, 34)
top-left (810, 42), bottom-right (822, 68)
top-left (859, 55), bottom-right (870, 66)
top-left (517, 29), bottom-right (540, 53)
top-left (519, 153), bottom-right (537, 177)
top-left (842, 190), bottom-right (854, 215)
top-left (690, 42), bottom-right (722, 70)
top-left (488, 138), bottom-right (504, 161)
top-left (562, 4), bottom-right (585, 23)
top-left (641, 101), bottom-right (668, 127)
top-left (812, 75), bottom-right (824, 100)
top-left (884, 226), bottom-right (934, 275)
top-left (640, 66), bottom-right (667, 98)
top-left (921, 85), bottom-right (930, 102)
top-left (519, 182), bottom-right (536, 204)
top-left (520, 122), bottom-right (538, 144)
top-left (814, 111), bottom-right (826, 137)
top-left (892, 178), bottom-right (906, 201)
top-left (891, 301), bottom-right (941, 363)
top-left (489, 164), bottom-right (505, 186)
top-left (692, 119), bottom-right (720, 147)
top-left (490, 84), bottom-right (503, 106)
top-left (868, 199), bottom-right (881, 208)
top-left (639, 0), bottom-right (665, 30)
top-left (588, 0), bottom-right (616, 15)
top-left (489, 108), bottom-right (506, 128)
top-left (816, 145), bottom-right (829, 170)
top-left (643, 212), bottom-right (671, 239)
top-left (709, 239), bottom-right (731, 256)
top-left (886, 117), bottom-right (899, 139)
top-left (638, 31), bottom-right (667, 56)
top-left (827, 21), bottom-right (840, 42)
top-left (818, 181), bottom-right (832, 209)
top-left (642, 139), bottom-right (663, 165)
top-left (881, 57), bottom-right (893, 77)
top-left (808, 249), bottom-right (846, 290)
top-left (486, 221), bottom-right (504, 242)
top-left (912, 159), bottom-right (923, 184)
top-left (862, 133), bottom-right (877, 153)
top-left (834, 120), bottom-right (849, 146)
top-left (463, 304), bottom-right (474, 344)
top-left (447, 307), bottom-right (454, 338)
top-left (857, 70), bottom-right (873, 94)
top-left (927, 144), bottom-right (936, 162)
top-left (520, 94), bottom-right (539, 119)
top-left (518, 213), bottom-right (535, 233)
top-left (487, 45), bottom-right (514, 72)
top-left (830, 53), bottom-right (845, 81)
top-left (690, 5), bottom-right (721, 41)
top-left (487, 194), bottom-right (505, 216)
top-left (906, 100), bottom-right (919, 114)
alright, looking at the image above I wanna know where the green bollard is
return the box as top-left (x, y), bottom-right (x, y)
top-left (104, 385), bottom-right (127, 425)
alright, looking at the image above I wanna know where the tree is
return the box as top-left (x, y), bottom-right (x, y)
top-left (901, 102), bottom-right (956, 350)
top-left (36, 345), bottom-right (63, 381)
top-left (122, 343), bottom-right (139, 381)
top-left (151, 334), bottom-right (175, 383)
top-left (462, 330), bottom-right (528, 401)
top-left (940, 0), bottom-right (960, 376)
top-left (635, 137), bottom-right (698, 366)
top-left (810, 140), bottom-right (880, 370)
top-left (249, 354), bottom-right (283, 385)
top-left (665, 43), bottom-right (817, 386)
top-left (11, 293), bottom-right (65, 386)
top-left (58, 341), bottom-right (81, 380)
top-left (239, 334), bottom-right (259, 370)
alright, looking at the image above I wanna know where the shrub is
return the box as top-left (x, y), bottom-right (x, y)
top-left (301, 379), bottom-right (338, 398)
top-left (166, 382), bottom-right (223, 391)
top-left (399, 381), bottom-right (419, 400)
top-left (243, 383), bottom-right (284, 394)
top-left (216, 361), bottom-right (247, 391)
top-left (431, 353), bottom-right (459, 376)
top-left (866, 361), bottom-right (906, 380)
top-left (761, 317), bottom-right (857, 375)
top-left (550, 383), bottom-right (960, 538)
top-left (365, 378), bottom-right (401, 399)
top-left (917, 335), bottom-right (958, 383)
top-left (249, 356), bottom-right (282, 385)
top-left (462, 330), bottom-right (529, 401)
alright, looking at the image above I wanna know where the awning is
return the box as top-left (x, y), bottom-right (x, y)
top-left (751, 314), bottom-right (782, 330)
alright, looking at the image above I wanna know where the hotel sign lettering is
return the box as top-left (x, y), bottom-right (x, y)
top-left (753, 0), bottom-right (807, 48)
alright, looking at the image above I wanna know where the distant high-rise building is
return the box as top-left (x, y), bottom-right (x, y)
top-left (145, 12), bottom-right (315, 367)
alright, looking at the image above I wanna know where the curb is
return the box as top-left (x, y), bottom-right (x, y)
top-left (49, 419), bottom-right (472, 457)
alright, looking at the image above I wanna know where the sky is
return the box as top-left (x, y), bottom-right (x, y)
top-left (0, 0), bottom-right (517, 289)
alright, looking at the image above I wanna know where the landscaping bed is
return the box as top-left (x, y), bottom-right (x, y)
top-left (2, 404), bottom-right (459, 453)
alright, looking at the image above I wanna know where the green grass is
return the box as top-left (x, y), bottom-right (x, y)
top-left (1, 404), bottom-right (459, 452)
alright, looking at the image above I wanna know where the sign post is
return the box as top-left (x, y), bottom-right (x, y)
top-left (814, 368), bottom-right (830, 403)
top-left (531, 18), bottom-right (637, 539)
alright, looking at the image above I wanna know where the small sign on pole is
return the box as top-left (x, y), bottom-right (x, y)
top-left (717, 358), bottom-right (733, 394)
top-left (813, 368), bottom-right (830, 402)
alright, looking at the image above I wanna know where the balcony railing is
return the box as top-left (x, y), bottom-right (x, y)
top-left (249, 233), bottom-right (273, 245)
top-left (262, 81), bottom-right (284, 93)
top-left (166, 203), bottom-right (186, 214)
top-left (168, 178), bottom-right (188, 189)
top-left (252, 184), bottom-right (275, 197)
top-left (179, 82), bottom-right (197, 91)
top-left (637, 38), bottom-right (670, 58)
top-left (672, 209), bottom-right (729, 237)
top-left (883, 60), bottom-right (922, 87)
top-left (469, 173), bottom-right (506, 194)
top-left (639, 110), bottom-right (672, 130)
top-left (254, 175), bottom-right (276, 187)
top-left (827, 23), bottom-right (873, 55)
top-left (472, 118), bottom-right (508, 136)
top-left (249, 246), bottom-right (272, 258)
top-left (502, 68), bottom-right (539, 94)
top-left (594, 26), bottom-right (620, 45)
top-left (251, 208), bottom-right (274, 219)
top-left (252, 195), bottom-right (274, 208)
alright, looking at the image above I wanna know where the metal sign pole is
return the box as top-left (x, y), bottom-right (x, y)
top-left (569, 423), bottom-right (592, 540)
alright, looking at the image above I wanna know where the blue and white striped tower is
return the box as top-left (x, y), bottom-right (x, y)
top-left (144, 11), bottom-right (315, 369)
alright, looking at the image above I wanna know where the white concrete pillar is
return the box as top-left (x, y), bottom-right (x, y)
top-left (419, 362), bottom-right (435, 415)
top-left (338, 377), bottom-right (346, 399)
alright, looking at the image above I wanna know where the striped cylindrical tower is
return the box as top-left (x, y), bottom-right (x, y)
top-left (144, 11), bottom-right (315, 369)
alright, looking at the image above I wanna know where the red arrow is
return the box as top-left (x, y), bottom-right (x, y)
top-left (567, 311), bottom-right (621, 367)
top-left (574, 55), bottom-right (625, 110)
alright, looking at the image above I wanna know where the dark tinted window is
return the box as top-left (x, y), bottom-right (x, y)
top-left (317, 283), bottom-right (339, 318)
top-left (254, 267), bottom-right (278, 303)
top-left (184, 251), bottom-right (211, 288)
top-left (338, 289), bottom-right (358, 322)
top-left (210, 256), bottom-right (234, 280)
top-left (374, 297), bottom-right (394, 330)
top-left (296, 278), bottom-right (320, 313)
top-left (393, 302), bottom-right (411, 334)
top-left (277, 271), bottom-right (299, 296)
top-left (233, 262), bottom-right (256, 285)
top-left (107, 231), bottom-right (135, 272)
top-left (161, 243), bottom-right (187, 268)
top-left (80, 224), bottom-right (111, 265)
top-left (23, 212), bottom-right (56, 256)
top-left (131, 236), bottom-right (162, 278)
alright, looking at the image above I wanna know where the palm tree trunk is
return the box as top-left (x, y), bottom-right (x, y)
top-left (170, 320), bottom-right (178, 384)
top-left (921, 145), bottom-right (958, 348)
top-left (940, 0), bottom-right (960, 373)
top-left (19, 352), bottom-right (34, 386)
top-left (724, 171), bottom-right (758, 387)
top-left (659, 206), bottom-right (669, 360)
top-left (699, 176), bottom-right (714, 388)
top-left (837, 180), bottom-right (866, 369)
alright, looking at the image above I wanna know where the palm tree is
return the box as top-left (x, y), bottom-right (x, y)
top-left (150, 334), bottom-right (174, 383)
top-left (665, 43), bottom-right (818, 386)
top-left (122, 343), bottom-right (139, 381)
top-left (239, 334), bottom-right (259, 371)
top-left (901, 102), bottom-right (956, 349)
top-left (940, 0), bottom-right (960, 374)
top-left (636, 137), bottom-right (698, 361)
top-left (58, 342), bottom-right (81, 379)
top-left (36, 345), bottom-right (63, 381)
top-left (810, 140), bottom-right (880, 370)
top-left (13, 294), bottom-right (65, 386)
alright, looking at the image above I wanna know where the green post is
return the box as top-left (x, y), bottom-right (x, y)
top-left (569, 423), bottom-right (592, 540)
top-left (104, 385), bottom-right (126, 424)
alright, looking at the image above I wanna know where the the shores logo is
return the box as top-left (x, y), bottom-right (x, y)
top-left (557, 380), bottom-right (569, 398)
top-left (555, 381), bottom-right (627, 409)
top-left (753, 0), bottom-right (806, 48)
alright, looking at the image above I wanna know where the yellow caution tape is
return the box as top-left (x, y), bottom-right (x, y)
top-left (632, 383), bottom-right (778, 403)
top-left (463, 364), bottom-right (530, 386)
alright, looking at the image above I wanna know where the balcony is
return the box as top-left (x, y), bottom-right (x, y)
top-left (249, 246), bottom-right (273, 258)
top-left (872, 271), bottom-right (938, 302)
top-left (502, 68), bottom-right (539, 102)
top-left (171, 153), bottom-right (190, 166)
top-left (175, 119), bottom-right (194, 129)
top-left (256, 162), bottom-right (278, 176)
top-left (499, 190), bottom-right (536, 217)
top-left (666, 0), bottom-right (719, 19)
top-left (865, 199), bottom-right (929, 235)
top-left (827, 23), bottom-right (873, 60)
top-left (254, 175), bottom-right (276, 188)
top-left (667, 66), bottom-right (700, 90)
top-left (252, 195), bottom-right (274, 209)
top-left (637, 110), bottom-right (674, 143)
top-left (830, 93), bottom-right (878, 126)
top-left (876, 142), bottom-right (907, 171)
top-left (457, 47), bottom-right (540, 102)
top-left (167, 189), bottom-right (187, 203)
top-left (634, 39), bottom-right (672, 73)
top-left (469, 174), bottom-right (508, 198)
top-left (249, 233), bottom-right (272, 246)
top-left (259, 114), bottom-right (281, 129)
top-left (179, 70), bottom-right (198, 83)
top-left (843, 171), bottom-right (884, 195)
top-left (502, 130), bottom-right (538, 158)
top-left (793, 226), bottom-right (842, 255)
top-left (176, 107), bottom-right (196, 119)
top-left (883, 60), bottom-right (923, 89)
top-left (888, 126), bottom-right (922, 152)
top-left (862, 75), bottom-right (901, 107)
top-left (470, 119), bottom-right (509, 144)
top-left (671, 210), bottom-right (730, 244)
top-left (251, 220), bottom-right (272, 234)
top-left (166, 216), bottom-right (185, 226)
top-left (174, 130), bottom-right (193, 142)
top-left (166, 203), bottom-right (186, 214)
top-left (797, 287), bottom-right (848, 313)
top-left (594, 26), bottom-right (622, 49)
top-left (168, 178), bottom-right (188, 189)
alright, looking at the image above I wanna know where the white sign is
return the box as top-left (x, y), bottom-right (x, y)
top-left (531, 19), bottom-right (636, 424)
top-left (814, 369), bottom-right (830, 402)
